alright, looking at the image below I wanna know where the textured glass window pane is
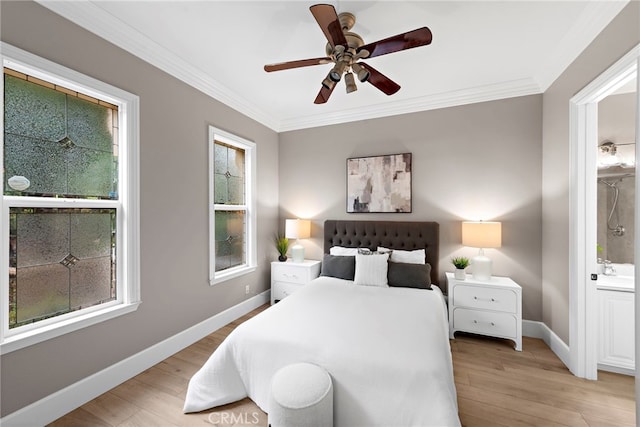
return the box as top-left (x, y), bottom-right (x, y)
top-left (3, 72), bottom-right (118, 199)
top-left (4, 75), bottom-right (66, 141)
top-left (70, 257), bottom-right (113, 310)
top-left (67, 96), bottom-right (114, 151)
top-left (16, 211), bottom-right (70, 267)
top-left (70, 212), bottom-right (113, 258)
top-left (227, 147), bottom-right (244, 179)
top-left (9, 208), bottom-right (116, 328)
top-left (227, 177), bottom-right (244, 204)
top-left (214, 210), bottom-right (245, 272)
top-left (16, 264), bottom-right (69, 324)
top-left (67, 145), bottom-right (116, 198)
top-left (213, 142), bottom-right (245, 205)
top-left (4, 133), bottom-right (68, 196)
top-left (214, 144), bottom-right (227, 177)
top-left (214, 172), bottom-right (228, 204)
top-left (214, 143), bottom-right (229, 204)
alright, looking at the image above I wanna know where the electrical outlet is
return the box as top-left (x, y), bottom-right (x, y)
top-left (245, 284), bottom-right (250, 295)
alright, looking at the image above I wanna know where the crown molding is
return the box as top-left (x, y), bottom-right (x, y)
top-left (278, 78), bottom-right (542, 132)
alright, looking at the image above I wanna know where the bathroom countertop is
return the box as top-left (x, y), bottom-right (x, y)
top-left (596, 274), bottom-right (635, 292)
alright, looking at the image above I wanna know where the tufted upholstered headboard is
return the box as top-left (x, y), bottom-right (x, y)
top-left (323, 220), bottom-right (440, 286)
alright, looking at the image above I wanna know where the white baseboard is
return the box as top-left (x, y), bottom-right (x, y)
top-left (523, 319), bottom-right (571, 368)
top-left (598, 363), bottom-right (635, 376)
top-left (1, 291), bottom-right (270, 427)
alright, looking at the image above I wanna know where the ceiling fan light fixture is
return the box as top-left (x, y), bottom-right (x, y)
top-left (329, 61), bottom-right (348, 82)
top-left (345, 72), bottom-right (357, 93)
top-left (322, 74), bottom-right (336, 90)
top-left (351, 63), bottom-right (370, 82)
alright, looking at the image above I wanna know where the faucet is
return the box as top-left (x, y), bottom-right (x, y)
top-left (603, 260), bottom-right (616, 276)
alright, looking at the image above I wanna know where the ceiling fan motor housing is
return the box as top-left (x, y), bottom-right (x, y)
top-left (325, 32), bottom-right (365, 56)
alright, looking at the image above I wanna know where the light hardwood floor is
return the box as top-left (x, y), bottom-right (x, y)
top-left (49, 304), bottom-right (635, 427)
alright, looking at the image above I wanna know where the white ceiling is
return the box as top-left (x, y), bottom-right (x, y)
top-left (38, 0), bottom-right (629, 132)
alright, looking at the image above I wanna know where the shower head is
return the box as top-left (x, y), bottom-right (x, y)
top-left (598, 178), bottom-right (618, 188)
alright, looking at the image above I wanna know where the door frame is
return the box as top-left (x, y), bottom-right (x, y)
top-left (569, 44), bottom-right (639, 379)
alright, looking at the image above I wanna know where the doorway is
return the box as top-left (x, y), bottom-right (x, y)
top-left (569, 44), bottom-right (639, 380)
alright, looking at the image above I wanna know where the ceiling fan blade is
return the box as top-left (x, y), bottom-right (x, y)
top-left (310, 4), bottom-right (348, 48)
top-left (358, 62), bottom-right (401, 95)
top-left (357, 27), bottom-right (432, 59)
top-left (314, 83), bottom-right (336, 104)
top-left (264, 57), bottom-right (332, 72)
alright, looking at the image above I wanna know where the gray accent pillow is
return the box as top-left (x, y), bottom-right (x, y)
top-left (320, 254), bottom-right (356, 280)
top-left (387, 261), bottom-right (432, 289)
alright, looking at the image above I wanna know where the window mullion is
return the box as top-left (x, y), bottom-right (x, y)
top-left (5, 196), bottom-right (119, 209)
top-left (213, 204), bottom-right (247, 212)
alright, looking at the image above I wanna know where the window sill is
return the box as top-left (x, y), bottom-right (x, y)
top-left (1, 301), bottom-right (141, 355)
top-left (210, 265), bottom-right (257, 286)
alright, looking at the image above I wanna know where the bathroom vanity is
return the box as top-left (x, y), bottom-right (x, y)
top-left (596, 264), bottom-right (635, 375)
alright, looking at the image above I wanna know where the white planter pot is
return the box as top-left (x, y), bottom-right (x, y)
top-left (454, 269), bottom-right (466, 280)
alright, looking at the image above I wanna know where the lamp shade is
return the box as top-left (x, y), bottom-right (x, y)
top-left (285, 219), bottom-right (311, 240)
top-left (462, 221), bottom-right (502, 249)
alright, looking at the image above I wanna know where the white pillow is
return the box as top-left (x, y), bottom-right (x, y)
top-left (354, 253), bottom-right (389, 287)
top-left (377, 247), bottom-right (425, 264)
top-left (330, 246), bottom-right (360, 256)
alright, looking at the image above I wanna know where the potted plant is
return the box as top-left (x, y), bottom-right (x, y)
top-left (275, 235), bottom-right (289, 262)
top-left (451, 256), bottom-right (470, 280)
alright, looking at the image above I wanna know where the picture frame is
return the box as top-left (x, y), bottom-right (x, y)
top-left (346, 153), bottom-right (412, 213)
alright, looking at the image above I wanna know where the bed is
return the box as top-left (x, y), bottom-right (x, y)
top-left (184, 220), bottom-right (460, 426)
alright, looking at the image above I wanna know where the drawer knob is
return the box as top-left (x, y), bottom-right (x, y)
top-left (473, 296), bottom-right (497, 303)
top-left (491, 322), bottom-right (495, 326)
top-left (473, 320), bottom-right (478, 324)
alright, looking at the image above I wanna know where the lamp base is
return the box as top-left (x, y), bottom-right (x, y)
top-left (471, 252), bottom-right (492, 281)
top-left (290, 243), bottom-right (304, 263)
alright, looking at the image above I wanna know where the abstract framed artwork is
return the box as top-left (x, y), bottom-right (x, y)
top-left (347, 153), bottom-right (412, 213)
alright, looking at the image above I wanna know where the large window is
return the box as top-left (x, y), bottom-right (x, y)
top-left (1, 43), bottom-right (139, 353)
top-left (209, 126), bottom-right (256, 284)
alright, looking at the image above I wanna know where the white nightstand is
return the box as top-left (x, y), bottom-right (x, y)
top-left (446, 272), bottom-right (522, 351)
top-left (271, 260), bottom-right (321, 305)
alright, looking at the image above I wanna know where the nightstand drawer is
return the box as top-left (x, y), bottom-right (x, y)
top-left (271, 264), bottom-right (310, 285)
top-left (272, 281), bottom-right (303, 303)
top-left (453, 285), bottom-right (517, 313)
top-left (453, 308), bottom-right (517, 338)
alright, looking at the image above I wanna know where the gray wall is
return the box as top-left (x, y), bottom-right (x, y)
top-left (279, 95), bottom-right (543, 322)
top-left (542, 1), bottom-right (640, 344)
top-left (0, 1), bottom-right (279, 416)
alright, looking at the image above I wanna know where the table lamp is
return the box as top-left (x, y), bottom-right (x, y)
top-left (285, 219), bottom-right (311, 263)
top-left (462, 221), bottom-right (502, 281)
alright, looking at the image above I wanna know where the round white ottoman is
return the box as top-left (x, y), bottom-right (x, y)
top-left (268, 362), bottom-right (333, 427)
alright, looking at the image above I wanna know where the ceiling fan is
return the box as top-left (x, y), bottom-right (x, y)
top-left (264, 3), bottom-right (433, 104)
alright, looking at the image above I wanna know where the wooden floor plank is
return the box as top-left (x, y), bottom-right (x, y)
top-left (456, 383), bottom-right (589, 426)
top-left (48, 304), bottom-right (636, 427)
top-left (79, 391), bottom-right (139, 426)
top-left (48, 407), bottom-right (112, 427)
top-left (458, 397), bottom-right (568, 427)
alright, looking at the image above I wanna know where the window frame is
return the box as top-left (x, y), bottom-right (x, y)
top-left (0, 43), bottom-right (140, 354)
top-left (208, 126), bottom-right (257, 285)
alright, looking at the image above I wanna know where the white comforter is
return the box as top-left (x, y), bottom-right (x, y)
top-left (184, 277), bottom-right (460, 426)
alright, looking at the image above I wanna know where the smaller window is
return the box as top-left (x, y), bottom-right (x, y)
top-left (209, 126), bottom-right (256, 284)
